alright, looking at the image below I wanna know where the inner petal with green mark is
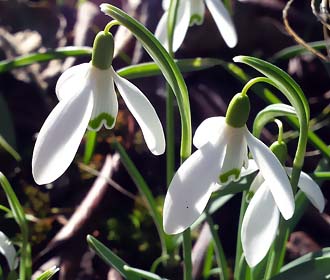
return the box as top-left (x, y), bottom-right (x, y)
top-left (219, 168), bottom-right (240, 184)
top-left (89, 113), bottom-right (115, 130)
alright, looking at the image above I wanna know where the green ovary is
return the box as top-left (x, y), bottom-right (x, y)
top-left (219, 168), bottom-right (240, 184)
top-left (89, 113), bottom-right (115, 130)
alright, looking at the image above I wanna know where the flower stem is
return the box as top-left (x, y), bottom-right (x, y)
top-left (166, 84), bottom-right (175, 186)
top-left (104, 20), bottom-right (120, 34)
top-left (206, 212), bottom-right (229, 280)
top-left (182, 229), bottom-right (192, 280)
top-left (241, 77), bottom-right (272, 96)
top-left (274, 119), bottom-right (283, 142)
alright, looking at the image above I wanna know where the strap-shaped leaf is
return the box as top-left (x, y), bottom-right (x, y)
top-left (100, 4), bottom-right (192, 160)
top-left (87, 235), bottom-right (140, 280)
top-left (253, 104), bottom-right (297, 138)
top-left (35, 266), bottom-right (59, 280)
top-left (271, 248), bottom-right (330, 280)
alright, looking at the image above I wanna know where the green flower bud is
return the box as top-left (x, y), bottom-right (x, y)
top-left (270, 141), bottom-right (288, 165)
top-left (225, 93), bottom-right (250, 128)
top-left (91, 31), bottom-right (114, 70)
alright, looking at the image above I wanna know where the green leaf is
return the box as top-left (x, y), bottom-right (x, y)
top-left (87, 235), bottom-right (140, 280)
top-left (0, 173), bottom-right (31, 280)
top-left (117, 58), bottom-right (223, 79)
top-left (0, 47), bottom-right (92, 73)
top-left (35, 266), bottom-right (59, 280)
top-left (272, 41), bottom-right (327, 61)
top-left (253, 104), bottom-right (297, 138)
top-left (271, 248), bottom-right (330, 280)
top-left (0, 136), bottom-right (21, 162)
top-left (123, 266), bottom-right (168, 280)
top-left (100, 4), bottom-right (192, 160)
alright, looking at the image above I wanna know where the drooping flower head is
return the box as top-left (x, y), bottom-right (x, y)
top-left (155, 0), bottom-right (237, 52)
top-left (241, 139), bottom-right (325, 267)
top-left (32, 28), bottom-right (165, 185)
top-left (163, 93), bottom-right (295, 235)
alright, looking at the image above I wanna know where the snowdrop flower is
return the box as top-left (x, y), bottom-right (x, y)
top-left (241, 141), bottom-right (325, 267)
top-left (163, 93), bottom-right (294, 234)
top-left (32, 30), bottom-right (165, 185)
top-left (0, 231), bottom-right (17, 271)
top-left (155, 0), bottom-right (237, 52)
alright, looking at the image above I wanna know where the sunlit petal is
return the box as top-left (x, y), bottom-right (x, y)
top-left (204, 0), bottom-right (237, 48)
top-left (190, 0), bottom-right (205, 25)
top-left (162, 0), bottom-right (170, 10)
top-left (241, 183), bottom-right (280, 267)
top-left (56, 63), bottom-right (90, 101)
top-left (240, 159), bottom-right (258, 177)
top-left (286, 168), bottom-right (325, 212)
top-left (193, 116), bottom-right (225, 149)
top-left (0, 231), bottom-right (17, 270)
top-left (154, 11), bottom-right (169, 50)
top-left (88, 67), bottom-right (118, 130)
top-left (32, 80), bottom-right (93, 185)
top-left (245, 129), bottom-right (294, 220)
top-left (172, 0), bottom-right (191, 52)
top-left (112, 69), bottom-right (165, 155)
top-left (164, 135), bottom-right (226, 234)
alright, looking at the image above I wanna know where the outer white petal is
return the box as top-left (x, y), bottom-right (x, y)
top-left (190, 0), bottom-right (205, 25)
top-left (286, 168), bottom-right (325, 212)
top-left (112, 69), bottom-right (165, 155)
top-left (163, 134), bottom-right (226, 234)
top-left (56, 63), bottom-right (90, 101)
top-left (204, 0), bottom-right (237, 48)
top-left (88, 67), bottom-right (118, 130)
top-left (219, 126), bottom-right (248, 184)
top-left (154, 11), bottom-right (169, 50)
top-left (241, 183), bottom-right (280, 267)
top-left (193, 116), bottom-right (225, 149)
top-left (172, 0), bottom-right (191, 52)
top-left (32, 77), bottom-right (93, 185)
top-left (162, 0), bottom-right (170, 10)
top-left (245, 129), bottom-right (294, 220)
top-left (0, 231), bottom-right (17, 270)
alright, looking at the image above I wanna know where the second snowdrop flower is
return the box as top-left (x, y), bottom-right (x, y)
top-left (155, 0), bottom-right (237, 52)
top-left (32, 28), bottom-right (165, 185)
top-left (163, 93), bottom-right (295, 234)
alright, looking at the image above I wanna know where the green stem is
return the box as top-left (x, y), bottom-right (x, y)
top-left (241, 77), bottom-right (272, 96)
top-left (234, 191), bottom-right (249, 280)
top-left (112, 141), bottom-right (168, 257)
top-left (274, 119), bottom-right (284, 143)
top-left (182, 229), bottom-right (192, 280)
top-left (104, 20), bottom-right (120, 33)
top-left (206, 212), bottom-right (229, 280)
top-left (166, 85), bottom-right (175, 186)
top-left (312, 171), bottom-right (330, 179)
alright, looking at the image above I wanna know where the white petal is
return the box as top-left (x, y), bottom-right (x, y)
top-left (190, 0), bottom-right (205, 25)
top-left (240, 159), bottom-right (259, 177)
top-left (163, 135), bottom-right (226, 234)
top-left (0, 231), bottom-right (17, 270)
top-left (112, 69), bottom-right (165, 155)
top-left (32, 78), bottom-right (93, 185)
top-left (162, 0), bottom-right (170, 10)
top-left (286, 168), bottom-right (325, 212)
top-left (249, 172), bottom-right (264, 194)
top-left (154, 11), bottom-right (169, 51)
top-left (204, 0), bottom-right (237, 48)
top-left (219, 126), bottom-right (248, 184)
top-left (56, 63), bottom-right (90, 101)
top-left (193, 116), bottom-right (226, 149)
top-left (241, 183), bottom-right (280, 267)
top-left (245, 129), bottom-right (295, 220)
top-left (88, 67), bottom-right (118, 130)
top-left (172, 0), bottom-right (191, 52)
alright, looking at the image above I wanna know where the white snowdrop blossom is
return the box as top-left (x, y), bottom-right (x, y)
top-left (163, 93), bottom-right (295, 235)
top-left (241, 162), bottom-right (325, 267)
top-left (32, 31), bottom-right (165, 185)
top-left (155, 0), bottom-right (237, 52)
top-left (0, 231), bottom-right (17, 271)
